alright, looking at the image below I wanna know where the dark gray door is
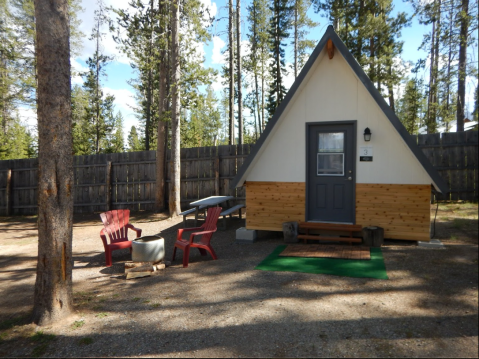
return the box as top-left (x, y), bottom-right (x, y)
top-left (307, 122), bottom-right (356, 223)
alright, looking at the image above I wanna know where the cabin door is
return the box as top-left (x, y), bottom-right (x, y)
top-left (306, 122), bottom-right (356, 223)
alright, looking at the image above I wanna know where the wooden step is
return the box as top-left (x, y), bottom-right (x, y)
top-left (297, 234), bottom-right (362, 243)
top-left (298, 222), bottom-right (362, 232)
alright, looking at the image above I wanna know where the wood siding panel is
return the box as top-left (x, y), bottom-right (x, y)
top-left (356, 184), bottom-right (431, 241)
top-left (246, 181), bottom-right (431, 241)
top-left (246, 181), bottom-right (305, 231)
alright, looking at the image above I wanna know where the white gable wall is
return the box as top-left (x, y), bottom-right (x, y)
top-left (246, 48), bottom-right (432, 186)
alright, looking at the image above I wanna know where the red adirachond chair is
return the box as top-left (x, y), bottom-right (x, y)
top-left (100, 209), bottom-right (142, 267)
top-left (172, 207), bottom-right (222, 268)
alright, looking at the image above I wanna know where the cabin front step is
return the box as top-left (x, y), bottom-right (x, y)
top-left (297, 222), bottom-right (363, 245)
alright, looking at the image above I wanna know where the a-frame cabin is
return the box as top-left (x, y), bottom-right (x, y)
top-left (232, 26), bottom-right (448, 241)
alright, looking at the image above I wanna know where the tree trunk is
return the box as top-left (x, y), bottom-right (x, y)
top-left (33, 0), bottom-right (74, 326)
top-left (236, 0), bottom-right (243, 144)
top-left (95, 17), bottom-right (100, 153)
top-left (169, 0), bottom-right (181, 217)
top-left (456, 0), bottom-right (469, 132)
top-left (228, 0), bottom-right (235, 145)
top-left (261, 57), bottom-right (265, 131)
top-left (155, 0), bottom-right (167, 212)
top-left (294, 0), bottom-right (298, 79)
top-left (387, 64), bottom-right (395, 113)
top-left (426, 9), bottom-right (438, 134)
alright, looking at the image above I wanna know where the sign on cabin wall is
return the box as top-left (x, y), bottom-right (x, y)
top-left (359, 146), bottom-right (373, 162)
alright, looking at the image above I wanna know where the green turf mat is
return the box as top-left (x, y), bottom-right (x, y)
top-left (255, 245), bottom-right (388, 279)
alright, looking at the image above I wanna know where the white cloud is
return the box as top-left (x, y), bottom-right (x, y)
top-left (77, 0), bottom-right (134, 65)
top-left (212, 36), bottom-right (226, 64)
top-left (71, 58), bottom-right (89, 85)
top-left (199, 0), bottom-right (217, 18)
top-left (17, 107), bottom-right (37, 130)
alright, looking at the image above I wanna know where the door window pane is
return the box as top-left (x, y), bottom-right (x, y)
top-left (318, 132), bottom-right (344, 152)
top-left (317, 153), bottom-right (344, 175)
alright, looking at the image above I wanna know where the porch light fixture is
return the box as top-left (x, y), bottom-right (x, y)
top-left (364, 127), bottom-right (371, 141)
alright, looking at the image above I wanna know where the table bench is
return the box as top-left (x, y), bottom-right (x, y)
top-left (297, 222), bottom-right (363, 245)
top-left (220, 204), bottom-right (245, 230)
top-left (179, 205), bottom-right (207, 227)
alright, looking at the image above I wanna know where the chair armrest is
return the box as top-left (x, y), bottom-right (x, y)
top-left (189, 229), bottom-right (217, 243)
top-left (126, 223), bottom-right (142, 238)
top-left (177, 227), bottom-right (204, 241)
top-left (100, 228), bottom-right (109, 248)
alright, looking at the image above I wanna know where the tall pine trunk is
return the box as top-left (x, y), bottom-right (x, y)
top-left (293, 0), bottom-right (298, 78)
top-left (456, 0), bottom-right (469, 132)
top-left (228, 0), bottom-right (235, 145)
top-left (237, 0), bottom-right (243, 144)
top-left (33, 0), bottom-right (74, 326)
top-left (155, 0), bottom-right (167, 212)
top-left (169, 0), bottom-right (181, 217)
top-left (95, 17), bottom-right (101, 153)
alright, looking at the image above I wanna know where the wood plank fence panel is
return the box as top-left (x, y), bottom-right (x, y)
top-left (0, 136), bottom-right (476, 216)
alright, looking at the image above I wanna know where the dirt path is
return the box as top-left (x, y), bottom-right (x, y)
top-left (0, 204), bottom-right (477, 358)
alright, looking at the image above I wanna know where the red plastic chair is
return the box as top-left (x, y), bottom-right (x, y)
top-left (99, 209), bottom-right (142, 267)
top-left (172, 207), bottom-right (222, 268)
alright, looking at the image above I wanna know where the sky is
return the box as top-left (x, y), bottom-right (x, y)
top-left (20, 0), bottom-right (478, 138)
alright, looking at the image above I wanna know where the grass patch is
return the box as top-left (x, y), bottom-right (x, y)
top-left (74, 292), bottom-right (94, 306)
top-left (0, 313), bottom-right (30, 331)
top-left (71, 320), bottom-right (85, 329)
top-left (78, 337), bottom-right (93, 345)
top-left (132, 297), bottom-right (141, 302)
top-left (151, 303), bottom-right (161, 308)
top-left (31, 343), bottom-right (49, 357)
top-left (30, 331), bottom-right (56, 358)
top-left (450, 235), bottom-right (458, 241)
top-left (452, 218), bottom-right (467, 229)
top-left (31, 331), bottom-right (56, 343)
top-left (95, 312), bottom-right (108, 318)
top-left (142, 300), bottom-right (150, 304)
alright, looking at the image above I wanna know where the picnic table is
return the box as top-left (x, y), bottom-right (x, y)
top-left (186, 196), bottom-right (234, 227)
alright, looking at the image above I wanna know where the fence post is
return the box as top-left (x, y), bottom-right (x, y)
top-left (6, 169), bottom-right (12, 216)
top-left (105, 161), bottom-right (112, 211)
top-left (214, 156), bottom-right (220, 196)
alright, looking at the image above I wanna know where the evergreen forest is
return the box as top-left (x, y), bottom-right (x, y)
top-left (1, 0), bottom-right (478, 161)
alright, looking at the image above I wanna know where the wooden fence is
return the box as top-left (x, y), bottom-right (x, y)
top-left (0, 132), bottom-right (477, 216)
top-left (411, 131), bottom-right (478, 201)
top-left (0, 144), bottom-right (252, 216)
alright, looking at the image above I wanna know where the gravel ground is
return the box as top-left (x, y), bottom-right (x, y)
top-left (0, 204), bottom-right (477, 358)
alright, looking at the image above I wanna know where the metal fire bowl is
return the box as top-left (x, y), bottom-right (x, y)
top-left (131, 235), bottom-right (165, 263)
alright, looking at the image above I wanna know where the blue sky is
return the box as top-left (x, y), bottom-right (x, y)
top-left (46, 0), bottom-right (475, 140)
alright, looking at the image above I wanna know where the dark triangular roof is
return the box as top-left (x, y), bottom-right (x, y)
top-left (232, 26), bottom-right (448, 193)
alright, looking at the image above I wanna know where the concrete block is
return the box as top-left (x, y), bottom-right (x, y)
top-left (236, 227), bottom-right (257, 243)
top-left (418, 239), bottom-right (445, 249)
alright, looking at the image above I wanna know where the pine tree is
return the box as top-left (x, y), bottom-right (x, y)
top-left (181, 86), bottom-right (221, 147)
top-left (266, 0), bottom-right (291, 120)
top-left (228, 0), bottom-right (235, 144)
top-left (33, 0), bottom-right (74, 326)
top-left (170, 0), bottom-right (181, 217)
top-left (83, 0), bottom-right (115, 154)
top-left (71, 85), bottom-right (92, 155)
top-left (291, 0), bottom-right (318, 78)
top-left (246, 0), bottom-right (271, 134)
top-left (127, 125), bottom-right (143, 151)
top-left (397, 78), bottom-right (424, 134)
top-left (105, 111), bottom-right (125, 153)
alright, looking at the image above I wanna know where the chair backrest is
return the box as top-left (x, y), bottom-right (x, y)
top-left (100, 209), bottom-right (130, 244)
top-left (198, 207), bottom-right (222, 243)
